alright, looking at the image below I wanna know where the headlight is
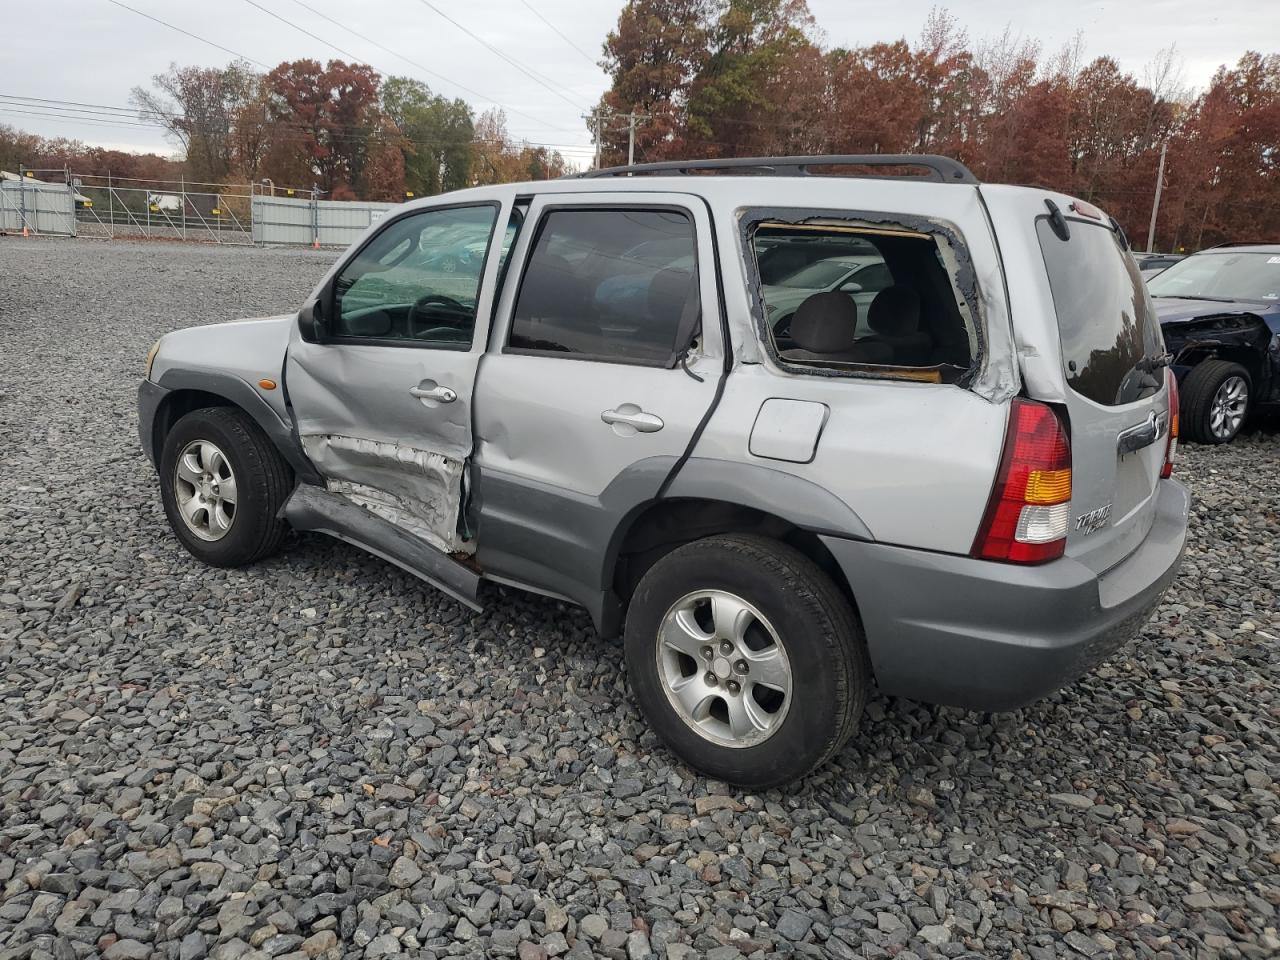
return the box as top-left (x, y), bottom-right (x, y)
top-left (144, 340), bottom-right (161, 380)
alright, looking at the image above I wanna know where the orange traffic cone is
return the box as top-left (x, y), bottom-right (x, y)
top-left (22, 225), bottom-right (29, 237)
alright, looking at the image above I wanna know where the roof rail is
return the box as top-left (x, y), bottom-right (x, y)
top-left (575, 154), bottom-right (978, 184)
top-left (1206, 240), bottom-right (1279, 248)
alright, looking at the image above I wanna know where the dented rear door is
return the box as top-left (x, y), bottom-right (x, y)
top-left (284, 194), bottom-right (514, 555)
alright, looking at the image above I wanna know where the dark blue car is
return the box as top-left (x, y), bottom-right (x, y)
top-left (1148, 242), bottom-right (1280, 443)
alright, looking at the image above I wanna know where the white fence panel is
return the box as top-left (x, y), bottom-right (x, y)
top-left (252, 195), bottom-right (399, 247)
top-left (0, 180), bottom-right (76, 236)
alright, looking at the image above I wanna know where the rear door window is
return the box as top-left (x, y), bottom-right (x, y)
top-left (1036, 218), bottom-right (1164, 406)
top-left (507, 209), bottom-right (699, 365)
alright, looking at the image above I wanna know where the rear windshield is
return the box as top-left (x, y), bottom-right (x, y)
top-left (1036, 218), bottom-right (1164, 406)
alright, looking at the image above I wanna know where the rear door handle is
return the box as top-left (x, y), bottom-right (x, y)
top-left (410, 383), bottom-right (457, 403)
top-left (601, 404), bottom-right (664, 434)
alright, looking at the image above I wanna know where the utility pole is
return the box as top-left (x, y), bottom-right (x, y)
top-left (626, 111), bottom-right (650, 167)
top-left (1146, 141), bottom-right (1167, 253)
top-left (583, 112), bottom-right (603, 170)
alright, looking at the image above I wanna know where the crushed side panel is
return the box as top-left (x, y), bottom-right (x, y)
top-left (300, 435), bottom-right (468, 554)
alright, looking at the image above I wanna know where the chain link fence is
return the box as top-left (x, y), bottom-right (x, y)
top-left (3, 168), bottom-right (403, 248)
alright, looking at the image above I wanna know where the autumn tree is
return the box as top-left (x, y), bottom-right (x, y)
top-left (381, 77), bottom-right (474, 196)
top-left (131, 60), bottom-right (264, 184)
top-left (264, 59), bottom-right (382, 196)
top-left (471, 109), bottom-right (569, 184)
top-left (594, 0), bottom-right (716, 163)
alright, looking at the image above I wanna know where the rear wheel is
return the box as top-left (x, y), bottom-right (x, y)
top-left (159, 407), bottom-right (292, 567)
top-left (1182, 359), bottom-right (1251, 444)
top-left (624, 534), bottom-right (869, 788)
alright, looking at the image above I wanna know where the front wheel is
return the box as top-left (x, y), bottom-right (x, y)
top-left (624, 534), bottom-right (869, 788)
top-left (159, 407), bottom-right (292, 567)
top-left (1181, 359), bottom-right (1251, 444)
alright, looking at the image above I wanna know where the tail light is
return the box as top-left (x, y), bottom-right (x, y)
top-left (972, 399), bottom-right (1072, 564)
top-left (1161, 369), bottom-right (1179, 479)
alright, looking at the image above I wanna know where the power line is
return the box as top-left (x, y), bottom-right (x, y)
top-left (412, 0), bottom-right (588, 111)
top-left (0, 99), bottom-right (596, 154)
top-left (280, 0), bottom-right (580, 135)
top-left (105, 0), bottom-right (270, 70)
top-left (107, 0), bottom-right (586, 142)
top-left (517, 0), bottom-right (600, 67)
top-left (0, 93), bottom-right (593, 150)
top-left (241, 0), bottom-right (364, 59)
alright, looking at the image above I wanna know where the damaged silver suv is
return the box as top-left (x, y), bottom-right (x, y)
top-left (139, 155), bottom-right (1189, 787)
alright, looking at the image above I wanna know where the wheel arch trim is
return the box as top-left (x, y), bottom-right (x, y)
top-left (146, 369), bottom-right (321, 483)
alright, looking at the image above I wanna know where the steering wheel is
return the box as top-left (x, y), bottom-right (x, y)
top-left (407, 294), bottom-right (469, 338)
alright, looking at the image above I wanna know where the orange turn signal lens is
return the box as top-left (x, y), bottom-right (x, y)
top-left (1023, 468), bottom-right (1071, 504)
top-left (258, 378), bottom-right (277, 390)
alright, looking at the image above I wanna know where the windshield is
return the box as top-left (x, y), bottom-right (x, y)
top-left (774, 260), bottom-right (856, 289)
top-left (1147, 251), bottom-right (1280, 302)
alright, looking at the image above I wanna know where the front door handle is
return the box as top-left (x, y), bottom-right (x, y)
top-left (410, 383), bottom-right (457, 403)
top-left (601, 404), bottom-right (663, 434)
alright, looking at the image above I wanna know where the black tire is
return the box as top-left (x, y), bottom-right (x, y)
top-left (624, 534), bottom-right (869, 788)
top-left (1181, 359), bottom-right (1252, 444)
top-left (159, 407), bottom-right (292, 567)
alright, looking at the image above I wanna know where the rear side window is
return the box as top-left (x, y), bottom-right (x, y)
top-left (1036, 218), bottom-right (1164, 406)
top-left (749, 220), bottom-right (976, 379)
top-left (508, 209), bottom-right (699, 365)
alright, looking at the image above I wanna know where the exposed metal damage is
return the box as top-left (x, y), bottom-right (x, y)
top-left (299, 434), bottom-right (470, 554)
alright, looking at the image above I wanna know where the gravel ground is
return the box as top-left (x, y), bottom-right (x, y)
top-left (1, 237), bottom-right (1277, 960)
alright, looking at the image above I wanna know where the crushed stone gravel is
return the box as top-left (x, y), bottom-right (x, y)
top-left (1, 237), bottom-right (1278, 960)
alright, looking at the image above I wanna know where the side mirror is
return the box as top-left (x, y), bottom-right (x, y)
top-left (297, 297), bottom-right (325, 343)
top-left (840, 281), bottom-right (863, 294)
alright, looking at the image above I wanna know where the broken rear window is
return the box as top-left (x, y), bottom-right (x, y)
top-left (749, 220), bottom-right (976, 381)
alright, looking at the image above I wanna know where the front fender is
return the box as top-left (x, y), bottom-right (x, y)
top-left (143, 369), bottom-right (320, 483)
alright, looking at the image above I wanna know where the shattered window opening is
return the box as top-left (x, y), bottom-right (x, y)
top-left (745, 215), bottom-right (979, 383)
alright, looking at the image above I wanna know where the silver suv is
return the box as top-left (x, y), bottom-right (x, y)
top-left (138, 155), bottom-right (1189, 787)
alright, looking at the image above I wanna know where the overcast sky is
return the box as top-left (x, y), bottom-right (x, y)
top-left (2, 0), bottom-right (1273, 169)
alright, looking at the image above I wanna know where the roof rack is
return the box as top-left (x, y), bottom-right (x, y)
top-left (575, 154), bottom-right (978, 184)
top-left (1206, 240), bottom-right (1279, 248)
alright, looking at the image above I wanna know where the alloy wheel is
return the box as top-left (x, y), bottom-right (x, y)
top-left (1209, 375), bottom-right (1248, 440)
top-left (655, 589), bottom-right (792, 748)
top-left (173, 439), bottom-right (238, 541)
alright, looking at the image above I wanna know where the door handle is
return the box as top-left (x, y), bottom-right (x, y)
top-left (1116, 411), bottom-right (1166, 456)
top-left (410, 384), bottom-right (457, 403)
top-left (601, 404), bottom-right (663, 434)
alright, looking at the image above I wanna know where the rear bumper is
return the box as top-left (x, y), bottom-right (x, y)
top-left (822, 479), bottom-right (1189, 711)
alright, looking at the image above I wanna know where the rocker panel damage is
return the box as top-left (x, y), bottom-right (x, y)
top-left (299, 434), bottom-right (468, 554)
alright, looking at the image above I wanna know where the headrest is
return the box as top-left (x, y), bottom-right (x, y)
top-left (867, 285), bottom-right (921, 337)
top-left (648, 267), bottom-right (697, 320)
top-left (790, 292), bottom-right (858, 353)
top-left (519, 254), bottom-right (580, 315)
